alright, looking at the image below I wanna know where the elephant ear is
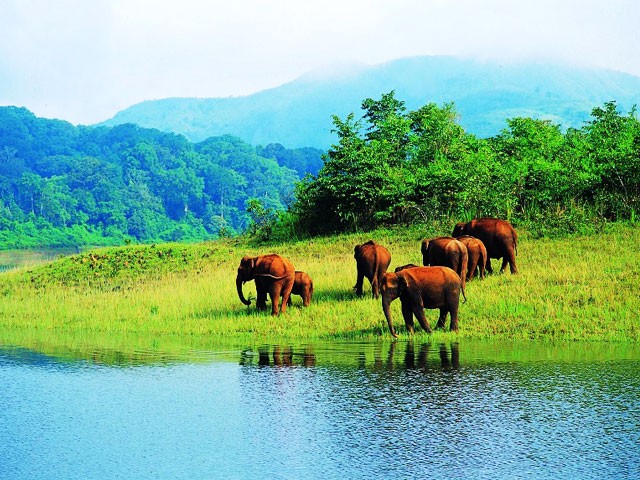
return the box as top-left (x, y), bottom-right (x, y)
top-left (397, 274), bottom-right (409, 295)
top-left (241, 256), bottom-right (256, 271)
top-left (421, 239), bottom-right (430, 255)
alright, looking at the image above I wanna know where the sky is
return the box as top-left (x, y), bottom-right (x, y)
top-left (1, 0), bottom-right (639, 125)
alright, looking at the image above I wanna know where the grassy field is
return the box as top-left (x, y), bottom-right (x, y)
top-left (0, 223), bottom-right (638, 354)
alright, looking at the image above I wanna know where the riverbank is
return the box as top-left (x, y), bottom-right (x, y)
top-left (0, 223), bottom-right (638, 348)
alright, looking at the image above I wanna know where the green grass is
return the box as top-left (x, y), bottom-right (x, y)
top-left (0, 223), bottom-right (638, 354)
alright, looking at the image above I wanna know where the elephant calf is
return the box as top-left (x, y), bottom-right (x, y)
top-left (287, 271), bottom-right (313, 307)
top-left (381, 266), bottom-right (464, 338)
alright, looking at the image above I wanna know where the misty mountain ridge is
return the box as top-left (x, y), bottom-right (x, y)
top-left (99, 55), bottom-right (640, 148)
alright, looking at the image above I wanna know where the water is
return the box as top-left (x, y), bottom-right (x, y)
top-left (1, 341), bottom-right (639, 479)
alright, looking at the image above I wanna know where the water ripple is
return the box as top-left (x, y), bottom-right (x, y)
top-left (1, 342), bottom-right (638, 479)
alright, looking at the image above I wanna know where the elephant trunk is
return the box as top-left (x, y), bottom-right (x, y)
top-left (236, 276), bottom-right (251, 306)
top-left (382, 297), bottom-right (398, 338)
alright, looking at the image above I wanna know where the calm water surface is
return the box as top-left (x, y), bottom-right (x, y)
top-left (1, 341), bottom-right (638, 479)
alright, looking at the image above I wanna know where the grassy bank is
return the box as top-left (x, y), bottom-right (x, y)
top-left (0, 223), bottom-right (638, 350)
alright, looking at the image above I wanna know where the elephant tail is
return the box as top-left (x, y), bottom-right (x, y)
top-left (461, 281), bottom-right (467, 304)
top-left (254, 272), bottom-right (293, 280)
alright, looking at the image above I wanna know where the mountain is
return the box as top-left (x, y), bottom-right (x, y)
top-left (99, 55), bottom-right (640, 148)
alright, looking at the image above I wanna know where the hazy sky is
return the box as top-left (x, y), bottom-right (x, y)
top-left (1, 0), bottom-right (638, 125)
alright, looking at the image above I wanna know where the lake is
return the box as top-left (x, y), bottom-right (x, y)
top-left (1, 340), bottom-right (639, 479)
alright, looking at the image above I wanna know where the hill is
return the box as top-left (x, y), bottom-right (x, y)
top-left (99, 55), bottom-right (640, 147)
top-left (0, 106), bottom-right (322, 248)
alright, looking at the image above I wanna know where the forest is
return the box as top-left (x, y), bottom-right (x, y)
top-left (285, 93), bottom-right (639, 239)
top-left (0, 107), bottom-right (323, 248)
top-left (0, 93), bottom-right (638, 249)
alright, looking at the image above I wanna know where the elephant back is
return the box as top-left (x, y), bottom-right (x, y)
top-left (355, 241), bottom-right (391, 267)
top-left (463, 218), bottom-right (516, 257)
top-left (255, 253), bottom-right (296, 279)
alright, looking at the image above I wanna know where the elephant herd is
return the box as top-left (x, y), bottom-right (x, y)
top-left (236, 217), bottom-right (518, 338)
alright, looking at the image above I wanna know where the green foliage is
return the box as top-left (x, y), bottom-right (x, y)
top-left (3, 95), bottom-right (638, 248)
top-left (0, 108), bottom-right (318, 248)
top-left (291, 93), bottom-right (640, 236)
top-left (245, 198), bottom-right (276, 241)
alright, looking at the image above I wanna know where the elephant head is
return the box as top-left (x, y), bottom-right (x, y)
top-left (354, 240), bottom-right (376, 259)
top-left (451, 222), bottom-right (466, 237)
top-left (236, 256), bottom-right (256, 305)
top-left (381, 272), bottom-right (409, 338)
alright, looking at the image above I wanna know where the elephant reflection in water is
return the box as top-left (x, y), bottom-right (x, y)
top-left (239, 345), bottom-right (316, 367)
top-left (382, 342), bottom-right (459, 370)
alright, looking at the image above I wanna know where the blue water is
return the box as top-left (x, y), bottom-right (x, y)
top-left (1, 342), bottom-right (639, 479)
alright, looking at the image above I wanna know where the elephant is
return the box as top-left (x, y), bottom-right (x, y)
top-left (287, 271), bottom-right (313, 307)
top-left (236, 254), bottom-right (295, 316)
top-left (453, 235), bottom-right (487, 280)
top-left (381, 266), bottom-right (464, 338)
top-left (353, 240), bottom-right (392, 298)
top-left (421, 236), bottom-right (468, 289)
top-left (452, 218), bottom-right (518, 274)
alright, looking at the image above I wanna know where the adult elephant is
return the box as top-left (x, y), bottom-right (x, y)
top-left (454, 235), bottom-right (487, 280)
top-left (236, 254), bottom-right (295, 316)
top-left (421, 236), bottom-right (468, 289)
top-left (354, 240), bottom-right (391, 299)
top-left (287, 271), bottom-right (314, 307)
top-left (452, 218), bottom-right (518, 274)
top-left (381, 266), bottom-right (464, 338)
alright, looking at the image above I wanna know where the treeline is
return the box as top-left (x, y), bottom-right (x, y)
top-left (0, 107), bottom-right (323, 248)
top-left (1, 95), bottom-right (638, 249)
top-left (285, 92), bottom-right (639, 238)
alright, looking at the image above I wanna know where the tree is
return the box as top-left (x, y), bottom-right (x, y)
top-left (582, 101), bottom-right (640, 218)
top-left (490, 117), bottom-right (567, 213)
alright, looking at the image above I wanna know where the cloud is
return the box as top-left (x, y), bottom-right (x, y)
top-left (1, 0), bottom-right (638, 124)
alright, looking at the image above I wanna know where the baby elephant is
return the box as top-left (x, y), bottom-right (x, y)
top-left (287, 271), bottom-right (314, 307)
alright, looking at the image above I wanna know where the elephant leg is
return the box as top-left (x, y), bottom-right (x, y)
top-left (500, 256), bottom-right (509, 274)
top-left (507, 249), bottom-right (518, 274)
top-left (269, 282), bottom-right (283, 316)
top-left (354, 272), bottom-right (365, 296)
top-left (411, 303), bottom-right (432, 334)
top-left (401, 300), bottom-right (416, 335)
top-left (449, 300), bottom-right (459, 332)
top-left (256, 281), bottom-right (268, 310)
top-left (279, 278), bottom-right (294, 315)
top-left (302, 287), bottom-right (311, 307)
top-left (371, 273), bottom-right (380, 299)
top-left (435, 307), bottom-right (447, 330)
top-left (467, 259), bottom-right (476, 281)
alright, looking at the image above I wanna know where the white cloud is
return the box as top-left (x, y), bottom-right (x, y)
top-left (1, 0), bottom-right (638, 124)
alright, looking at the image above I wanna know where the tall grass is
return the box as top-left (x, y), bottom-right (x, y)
top-left (0, 223), bottom-right (638, 353)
